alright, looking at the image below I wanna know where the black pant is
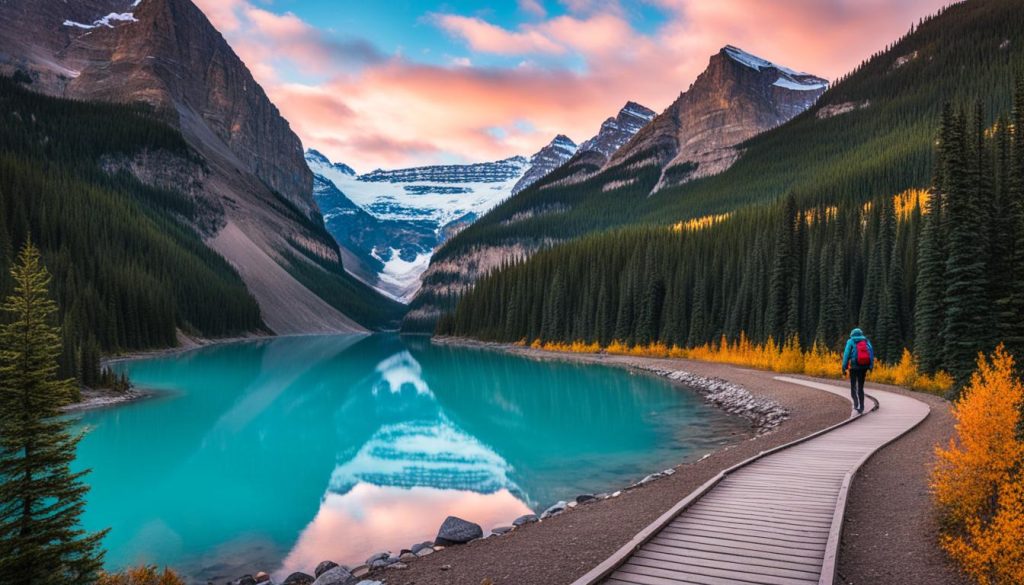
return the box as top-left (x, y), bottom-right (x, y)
top-left (849, 368), bottom-right (866, 411)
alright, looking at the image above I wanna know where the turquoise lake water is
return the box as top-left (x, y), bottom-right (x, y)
top-left (72, 335), bottom-right (748, 582)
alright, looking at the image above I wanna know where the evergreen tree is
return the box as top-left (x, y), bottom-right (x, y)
top-left (943, 105), bottom-right (993, 387)
top-left (914, 188), bottom-right (946, 372)
top-left (0, 243), bottom-right (107, 584)
top-left (767, 195), bottom-right (799, 341)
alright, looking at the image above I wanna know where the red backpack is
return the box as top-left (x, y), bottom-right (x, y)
top-left (855, 340), bottom-right (871, 366)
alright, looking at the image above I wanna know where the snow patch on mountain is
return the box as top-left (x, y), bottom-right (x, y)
top-left (374, 248), bottom-right (432, 296)
top-left (63, 2), bottom-right (143, 30)
top-left (725, 45), bottom-right (829, 93)
top-left (773, 77), bottom-right (827, 91)
top-left (723, 45), bottom-right (807, 76)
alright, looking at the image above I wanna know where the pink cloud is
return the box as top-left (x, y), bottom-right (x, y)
top-left (192, 0), bottom-right (952, 172)
top-left (433, 14), bottom-right (566, 55)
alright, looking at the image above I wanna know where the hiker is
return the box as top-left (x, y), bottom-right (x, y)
top-left (841, 328), bottom-right (874, 414)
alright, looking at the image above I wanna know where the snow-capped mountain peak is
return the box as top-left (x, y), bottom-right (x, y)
top-left (305, 149), bottom-right (356, 176)
top-left (723, 45), bottom-right (828, 91)
top-left (511, 134), bottom-right (578, 195)
top-left (578, 101), bottom-right (657, 158)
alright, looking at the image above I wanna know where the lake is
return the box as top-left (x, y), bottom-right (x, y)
top-left (73, 335), bottom-right (749, 582)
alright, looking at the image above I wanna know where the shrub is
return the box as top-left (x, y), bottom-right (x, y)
top-left (97, 566), bottom-right (186, 585)
top-left (932, 345), bottom-right (1024, 585)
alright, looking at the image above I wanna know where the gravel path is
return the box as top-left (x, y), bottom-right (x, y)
top-left (368, 350), bottom-right (850, 585)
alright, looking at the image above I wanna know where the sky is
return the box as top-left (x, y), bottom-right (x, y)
top-left (191, 0), bottom-right (952, 172)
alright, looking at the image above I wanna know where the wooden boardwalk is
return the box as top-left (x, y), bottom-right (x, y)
top-left (573, 377), bottom-right (930, 585)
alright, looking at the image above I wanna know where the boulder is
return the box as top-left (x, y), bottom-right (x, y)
top-left (311, 566), bottom-right (354, 585)
top-left (351, 565), bottom-right (370, 578)
top-left (490, 526), bottom-right (514, 535)
top-left (540, 501), bottom-right (568, 519)
top-left (435, 515), bottom-right (483, 545)
top-left (399, 552), bottom-right (417, 562)
top-left (512, 514), bottom-right (538, 527)
top-left (576, 494), bottom-right (596, 504)
top-left (414, 547), bottom-right (434, 557)
top-left (235, 576), bottom-right (256, 585)
top-left (254, 573), bottom-right (270, 584)
top-left (314, 561), bottom-right (339, 578)
top-left (410, 542), bottom-right (433, 554)
top-left (283, 572), bottom-right (315, 585)
top-left (365, 552), bottom-right (390, 565)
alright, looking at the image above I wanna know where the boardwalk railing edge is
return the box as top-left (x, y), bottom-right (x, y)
top-left (570, 380), bottom-right (886, 585)
top-left (817, 393), bottom-right (931, 585)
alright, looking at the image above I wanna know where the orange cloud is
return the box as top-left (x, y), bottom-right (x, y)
top-left (192, 0), bottom-right (951, 171)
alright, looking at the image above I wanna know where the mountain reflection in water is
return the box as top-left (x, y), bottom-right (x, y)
top-left (73, 335), bottom-right (747, 581)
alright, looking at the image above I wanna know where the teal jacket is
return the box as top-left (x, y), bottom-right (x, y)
top-left (842, 328), bottom-right (874, 372)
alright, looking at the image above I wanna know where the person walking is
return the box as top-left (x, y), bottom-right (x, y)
top-left (841, 327), bottom-right (874, 414)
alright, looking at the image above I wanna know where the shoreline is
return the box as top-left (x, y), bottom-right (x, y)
top-left (100, 330), bottom-right (275, 368)
top-left (62, 386), bottom-right (157, 413)
top-left (433, 336), bottom-right (790, 432)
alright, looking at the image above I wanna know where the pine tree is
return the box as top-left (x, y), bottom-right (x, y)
top-left (943, 105), bottom-right (993, 388)
top-left (767, 195), bottom-right (799, 341)
top-left (915, 188), bottom-right (946, 372)
top-left (0, 243), bottom-right (107, 584)
top-left (1004, 81), bottom-right (1024, 359)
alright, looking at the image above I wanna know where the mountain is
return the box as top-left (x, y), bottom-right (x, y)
top-left (552, 101), bottom-right (656, 182)
top-left (405, 49), bottom-right (823, 331)
top-left (0, 0), bottom-right (403, 335)
top-left (511, 134), bottom-right (578, 195)
top-left (308, 136), bottom-right (581, 302)
top-left (605, 46), bottom-right (827, 192)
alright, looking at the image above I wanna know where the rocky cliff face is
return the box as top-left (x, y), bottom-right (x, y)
top-left (0, 0), bottom-right (313, 216)
top-left (511, 134), bottom-right (578, 195)
top-left (606, 46), bottom-right (827, 192)
top-left (0, 0), bottom-right (374, 334)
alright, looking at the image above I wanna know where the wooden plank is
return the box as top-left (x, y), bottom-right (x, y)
top-left (622, 558), bottom-right (817, 585)
top-left (635, 545), bottom-right (822, 575)
top-left (651, 532), bottom-right (826, 556)
top-left (659, 526), bottom-right (827, 550)
top-left (644, 540), bottom-right (823, 568)
top-left (689, 503), bottom-right (835, 522)
top-left (630, 554), bottom-right (819, 583)
top-left (682, 506), bottom-right (835, 526)
top-left (618, 562), bottom-right (769, 585)
top-left (671, 516), bottom-right (831, 539)
top-left (665, 520), bottom-right (829, 542)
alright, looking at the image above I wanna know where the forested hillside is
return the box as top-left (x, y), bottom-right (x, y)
top-left (442, 82), bottom-right (1024, 391)
top-left (0, 76), bottom-right (265, 384)
top-left (413, 0), bottom-right (1024, 335)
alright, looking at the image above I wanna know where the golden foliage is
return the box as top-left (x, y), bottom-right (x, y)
top-left (97, 566), bottom-right (185, 585)
top-left (671, 213), bottom-right (732, 233)
top-left (862, 189), bottom-right (931, 222)
top-left (932, 345), bottom-right (1024, 585)
top-left (528, 333), bottom-right (952, 394)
